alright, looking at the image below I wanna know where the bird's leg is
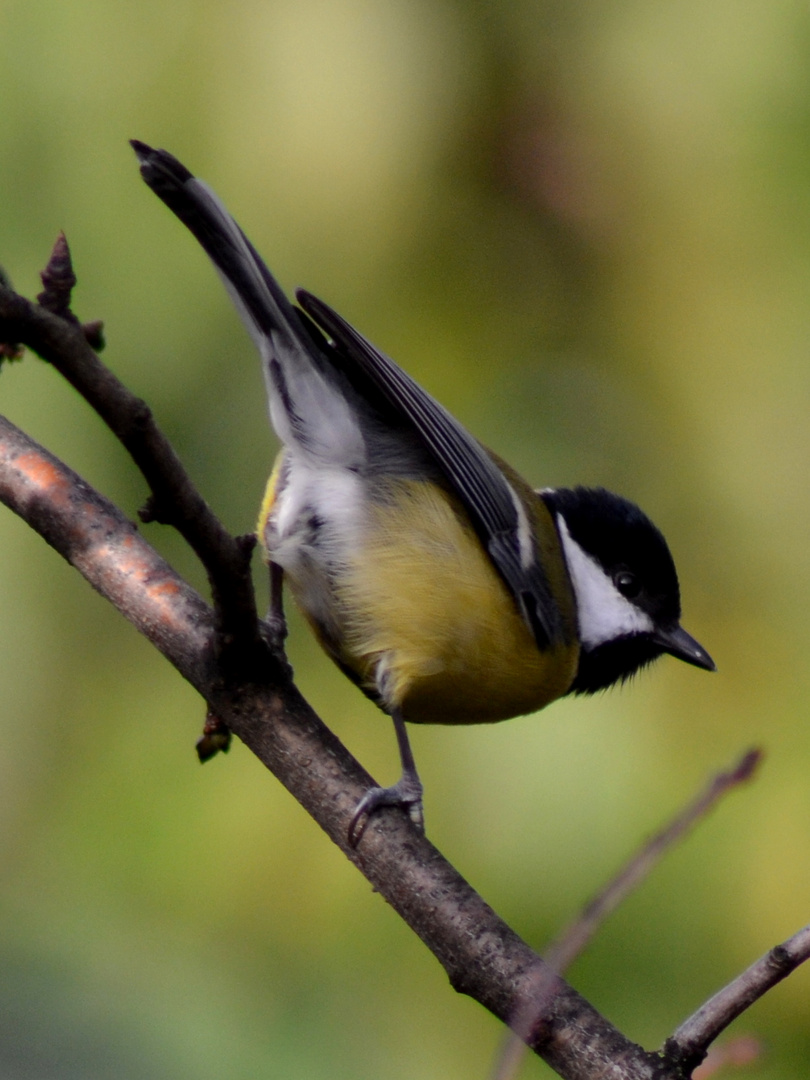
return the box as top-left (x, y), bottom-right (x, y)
top-left (348, 708), bottom-right (424, 847)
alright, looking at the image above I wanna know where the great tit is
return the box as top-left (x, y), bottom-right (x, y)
top-left (133, 141), bottom-right (715, 844)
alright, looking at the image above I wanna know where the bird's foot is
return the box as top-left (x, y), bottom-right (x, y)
top-left (348, 773), bottom-right (424, 847)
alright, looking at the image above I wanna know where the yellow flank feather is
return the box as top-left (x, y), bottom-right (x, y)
top-left (259, 462), bottom-right (579, 726)
top-left (257, 454), bottom-right (284, 538)
top-left (341, 478), bottom-right (578, 723)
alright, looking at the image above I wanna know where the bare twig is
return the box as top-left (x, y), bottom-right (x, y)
top-left (492, 749), bottom-right (762, 1080)
top-left (550, 749), bottom-right (762, 972)
top-left (0, 264), bottom-right (23, 364)
top-left (37, 236), bottom-right (106, 347)
top-left (664, 924), bottom-right (810, 1071)
top-left (37, 232), bottom-right (79, 322)
top-left (0, 257), bottom-right (262, 666)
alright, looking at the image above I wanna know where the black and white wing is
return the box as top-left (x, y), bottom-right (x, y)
top-left (297, 290), bottom-right (567, 649)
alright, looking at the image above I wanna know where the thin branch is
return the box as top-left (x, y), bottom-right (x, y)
top-left (0, 258), bottom-right (261, 661)
top-left (492, 749), bottom-right (762, 1080)
top-left (664, 923), bottom-right (810, 1071)
top-left (549, 748), bottom-right (762, 974)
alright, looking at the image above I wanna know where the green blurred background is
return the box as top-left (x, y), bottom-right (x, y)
top-left (1, 1), bottom-right (809, 1077)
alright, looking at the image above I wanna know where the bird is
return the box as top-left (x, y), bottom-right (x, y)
top-left (132, 140), bottom-right (715, 845)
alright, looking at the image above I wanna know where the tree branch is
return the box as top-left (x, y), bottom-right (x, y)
top-left (0, 258), bottom-right (260, 661)
top-left (493, 748), bottom-right (762, 1080)
top-left (665, 923), bottom-right (810, 1072)
top-left (0, 408), bottom-right (668, 1080)
top-left (2, 259), bottom-right (809, 1080)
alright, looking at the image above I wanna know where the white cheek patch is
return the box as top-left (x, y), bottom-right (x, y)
top-left (556, 516), bottom-right (654, 649)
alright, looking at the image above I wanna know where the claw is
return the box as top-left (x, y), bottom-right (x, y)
top-left (348, 774), bottom-right (424, 847)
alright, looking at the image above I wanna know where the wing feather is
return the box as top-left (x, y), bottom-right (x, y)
top-left (297, 290), bottom-right (566, 649)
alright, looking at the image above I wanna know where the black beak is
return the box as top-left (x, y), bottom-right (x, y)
top-left (653, 625), bottom-right (716, 672)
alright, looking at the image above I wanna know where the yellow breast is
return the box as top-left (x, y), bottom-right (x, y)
top-left (268, 473), bottom-right (579, 725)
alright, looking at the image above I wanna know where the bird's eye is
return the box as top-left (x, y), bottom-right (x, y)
top-left (614, 570), bottom-right (640, 598)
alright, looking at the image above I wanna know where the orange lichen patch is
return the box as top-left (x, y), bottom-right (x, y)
top-left (98, 544), bottom-right (157, 581)
top-left (15, 452), bottom-right (69, 495)
top-left (96, 543), bottom-right (160, 584)
top-left (149, 579), bottom-right (182, 598)
top-left (143, 579), bottom-right (187, 627)
top-left (141, 578), bottom-right (192, 630)
top-left (91, 540), bottom-right (190, 629)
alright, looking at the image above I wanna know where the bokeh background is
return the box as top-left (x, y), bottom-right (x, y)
top-left (1, 2), bottom-right (809, 1077)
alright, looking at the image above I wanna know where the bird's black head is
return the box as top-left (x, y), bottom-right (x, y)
top-left (541, 486), bottom-right (715, 694)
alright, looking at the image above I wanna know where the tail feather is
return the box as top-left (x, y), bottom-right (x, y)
top-left (131, 140), bottom-right (297, 351)
top-left (131, 141), bottom-right (364, 465)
